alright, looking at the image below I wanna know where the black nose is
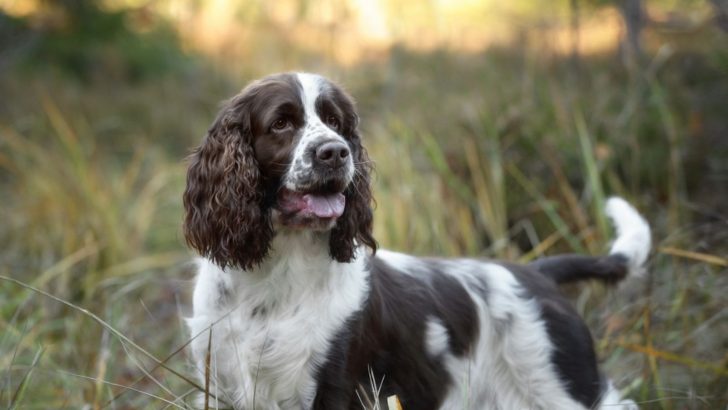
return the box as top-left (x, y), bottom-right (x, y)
top-left (314, 141), bottom-right (350, 168)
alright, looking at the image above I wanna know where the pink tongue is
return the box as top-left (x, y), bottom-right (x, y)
top-left (302, 193), bottom-right (346, 218)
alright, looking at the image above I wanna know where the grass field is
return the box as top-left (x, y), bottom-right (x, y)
top-left (1, 1), bottom-right (727, 408)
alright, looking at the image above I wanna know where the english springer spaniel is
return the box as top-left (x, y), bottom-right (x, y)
top-left (183, 72), bottom-right (649, 410)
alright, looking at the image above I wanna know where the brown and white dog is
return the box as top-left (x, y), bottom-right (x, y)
top-left (183, 72), bottom-right (649, 409)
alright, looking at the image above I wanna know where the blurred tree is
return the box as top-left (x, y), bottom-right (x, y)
top-left (0, 10), bottom-right (34, 73)
top-left (582, 0), bottom-right (644, 65)
top-left (713, 0), bottom-right (728, 31)
top-left (570, 0), bottom-right (581, 68)
top-left (2, 0), bottom-right (188, 81)
top-left (618, 0), bottom-right (645, 62)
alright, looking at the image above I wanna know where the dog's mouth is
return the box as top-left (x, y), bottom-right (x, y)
top-left (278, 188), bottom-right (345, 218)
top-left (275, 188), bottom-right (346, 229)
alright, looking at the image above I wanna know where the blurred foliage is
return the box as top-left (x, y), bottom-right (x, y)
top-left (0, 0), bottom-right (727, 408)
top-left (1, 0), bottom-right (191, 81)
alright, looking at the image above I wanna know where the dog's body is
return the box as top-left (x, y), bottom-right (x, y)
top-left (184, 73), bottom-right (649, 409)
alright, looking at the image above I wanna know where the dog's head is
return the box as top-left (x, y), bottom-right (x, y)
top-left (183, 73), bottom-right (376, 270)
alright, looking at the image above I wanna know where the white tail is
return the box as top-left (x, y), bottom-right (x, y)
top-left (605, 197), bottom-right (652, 278)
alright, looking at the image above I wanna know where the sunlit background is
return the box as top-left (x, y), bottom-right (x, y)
top-left (1, 0), bottom-right (726, 408)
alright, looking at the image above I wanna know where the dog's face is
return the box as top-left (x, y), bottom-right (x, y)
top-left (252, 73), bottom-right (357, 229)
top-left (183, 73), bottom-right (376, 270)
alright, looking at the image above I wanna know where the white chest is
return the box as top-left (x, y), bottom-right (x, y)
top-left (187, 241), bottom-right (368, 409)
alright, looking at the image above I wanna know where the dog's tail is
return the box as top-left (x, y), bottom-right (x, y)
top-left (529, 197), bottom-right (651, 285)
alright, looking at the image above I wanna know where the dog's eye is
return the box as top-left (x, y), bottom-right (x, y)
top-left (326, 115), bottom-right (340, 131)
top-left (271, 119), bottom-right (291, 131)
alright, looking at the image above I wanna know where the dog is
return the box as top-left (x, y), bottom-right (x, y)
top-left (183, 72), bottom-right (649, 409)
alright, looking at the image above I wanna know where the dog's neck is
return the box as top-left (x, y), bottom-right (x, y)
top-left (223, 230), bottom-right (368, 317)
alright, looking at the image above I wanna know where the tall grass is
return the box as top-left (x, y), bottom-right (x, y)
top-left (0, 91), bottom-right (198, 407)
top-left (1, 38), bottom-right (727, 408)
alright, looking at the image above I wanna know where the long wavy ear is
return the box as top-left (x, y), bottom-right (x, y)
top-left (329, 120), bottom-right (377, 262)
top-left (183, 95), bottom-right (273, 270)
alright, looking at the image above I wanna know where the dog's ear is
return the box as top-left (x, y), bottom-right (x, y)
top-left (329, 115), bottom-right (377, 262)
top-left (183, 94), bottom-right (273, 270)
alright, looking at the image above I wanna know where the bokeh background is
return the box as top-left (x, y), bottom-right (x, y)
top-left (1, 0), bottom-right (726, 408)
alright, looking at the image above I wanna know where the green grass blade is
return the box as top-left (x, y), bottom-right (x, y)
top-left (9, 346), bottom-right (44, 409)
top-left (575, 111), bottom-right (608, 241)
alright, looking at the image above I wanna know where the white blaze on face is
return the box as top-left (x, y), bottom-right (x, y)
top-left (298, 72), bottom-right (324, 123)
top-left (283, 72), bottom-right (354, 192)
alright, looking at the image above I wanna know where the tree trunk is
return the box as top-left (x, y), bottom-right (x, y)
top-left (570, 0), bottom-right (581, 69)
top-left (618, 0), bottom-right (645, 65)
top-left (712, 0), bottom-right (728, 32)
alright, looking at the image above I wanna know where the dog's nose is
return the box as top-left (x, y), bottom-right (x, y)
top-left (314, 141), bottom-right (350, 168)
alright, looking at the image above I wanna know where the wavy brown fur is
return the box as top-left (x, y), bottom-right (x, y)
top-left (183, 91), bottom-right (274, 270)
top-left (329, 140), bottom-right (376, 262)
top-left (327, 85), bottom-right (377, 262)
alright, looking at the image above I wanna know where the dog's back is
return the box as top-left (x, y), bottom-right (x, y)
top-left (312, 197), bottom-right (649, 409)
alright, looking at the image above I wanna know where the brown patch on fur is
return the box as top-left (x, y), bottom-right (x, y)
top-left (183, 73), bottom-right (377, 269)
